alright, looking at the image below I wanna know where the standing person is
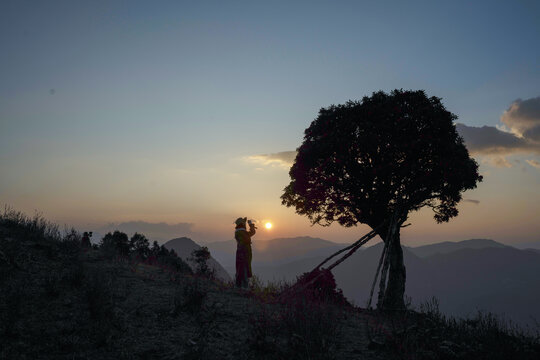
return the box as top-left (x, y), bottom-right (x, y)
top-left (234, 217), bottom-right (256, 288)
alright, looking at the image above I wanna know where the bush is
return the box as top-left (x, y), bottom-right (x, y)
top-left (130, 233), bottom-right (150, 258)
top-left (280, 268), bottom-right (349, 307)
top-left (99, 231), bottom-right (130, 257)
top-left (189, 247), bottom-right (214, 278)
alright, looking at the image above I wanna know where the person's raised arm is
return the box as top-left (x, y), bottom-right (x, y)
top-left (248, 223), bottom-right (256, 237)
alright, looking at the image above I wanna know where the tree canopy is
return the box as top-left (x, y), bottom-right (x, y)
top-left (281, 89), bottom-right (482, 229)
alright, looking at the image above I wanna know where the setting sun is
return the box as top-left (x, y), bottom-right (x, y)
top-left (265, 222), bottom-right (272, 229)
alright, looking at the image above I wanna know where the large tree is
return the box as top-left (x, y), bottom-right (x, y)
top-left (281, 89), bottom-right (482, 310)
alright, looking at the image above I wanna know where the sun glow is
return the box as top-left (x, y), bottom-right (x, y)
top-left (265, 222), bottom-right (272, 229)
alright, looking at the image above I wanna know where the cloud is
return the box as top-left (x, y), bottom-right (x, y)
top-left (455, 123), bottom-right (538, 155)
top-left (501, 96), bottom-right (540, 140)
top-left (245, 151), bottom-right (297, 168)
top-left (463, 199), bottom-right (480, 205)
top-left (97, 220), bottom-right (194, 241)
top-left (526, 159), bottom-right (540, 169)
top-left (455, 96), bottom-right (540, 167)
top-left (246, 97), bottom-right (540, 170)
top-left (481, 155), bottom-right (513, 168)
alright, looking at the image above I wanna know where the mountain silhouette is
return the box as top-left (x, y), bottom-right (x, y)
top-left (164, 237), bottom-right (231, 282)
top-left (409, 238), bottom-right (508, 258)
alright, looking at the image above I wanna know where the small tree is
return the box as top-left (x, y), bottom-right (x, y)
top-left (151, 241), bottom-right (160, 256)
top-left (159, 245), bottom-right (170, 257)
top-left (190, 246), bottom-right (214, 277)
top-left (100, 230), bottom-right (130, 256)
top-left (130, 232), bottom-right (150, 258)
top-left (282, 90), bottom-right (482, 310)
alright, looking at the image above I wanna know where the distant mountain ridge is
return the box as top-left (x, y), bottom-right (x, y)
top-left (408, 238), bottom-right (508, 258)
top-left (164, 237), bottom-right (231, 282)
top-left (409, 239), bottom-right (507, 258)
top-left (206, 236), bottom-right (344, 269)
top-left (251, 238), bottom-right (540, 328)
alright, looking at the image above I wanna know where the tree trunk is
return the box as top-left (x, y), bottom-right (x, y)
top-left (377, 227), bottom-right (406, 311)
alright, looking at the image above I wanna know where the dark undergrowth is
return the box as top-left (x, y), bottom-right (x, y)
top-left (246, 269), bottom-right (348, 360)
top-left (365, 297), bottom-right (540, 360)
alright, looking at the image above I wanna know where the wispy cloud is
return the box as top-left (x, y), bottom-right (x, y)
top-left (463, 199), bottom-right (480, 204)
top-left (480, 155), bottom-right (513, 168)
top-left (525, 159), bottom-right (540, 169)
top-left (245, 151), bottom-right (297, 169)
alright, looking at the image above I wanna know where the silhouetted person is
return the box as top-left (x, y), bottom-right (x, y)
top-left (234, 217), bottom-right (256, 288)
top-left (81, 232), bottom-right (91, 248)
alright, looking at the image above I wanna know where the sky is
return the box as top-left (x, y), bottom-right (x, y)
top-left (1, 0), bottom-right (539, 246)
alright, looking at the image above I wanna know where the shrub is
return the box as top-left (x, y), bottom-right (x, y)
top-left (189, 247), bottom-right (214, 278)
top-left (130, 233), bottom-right (150, 258)
top-left (280, 268), bottom-right (349, 307)
top-left (99, 231), bottom-right (130, 257)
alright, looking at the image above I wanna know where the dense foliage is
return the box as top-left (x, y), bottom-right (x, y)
top-left (282, 89), bottom-right (482, 228)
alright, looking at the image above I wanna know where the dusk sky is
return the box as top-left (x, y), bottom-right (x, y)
top-left (1, 0), bottom-right (539, 246)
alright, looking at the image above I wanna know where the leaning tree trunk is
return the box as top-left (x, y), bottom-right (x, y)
top-left (377, 226), bottom-right (406, 311)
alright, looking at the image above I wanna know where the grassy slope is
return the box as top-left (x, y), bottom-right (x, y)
top-left (0, 222), bottom-right (382, 360)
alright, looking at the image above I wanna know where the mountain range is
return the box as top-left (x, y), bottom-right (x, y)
top-left (206, 236), bottom-right (344, 273)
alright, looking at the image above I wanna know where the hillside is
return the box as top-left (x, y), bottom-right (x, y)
top-left (0, 214), bottom-right (387, 360)
top-left (1, 211), bottom-right (538, 359)
top-left (164, 237), bottom-right (231, 282)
